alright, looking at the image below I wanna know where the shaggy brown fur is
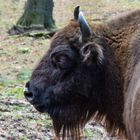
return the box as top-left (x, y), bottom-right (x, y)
top-left (24, 9), bottom-right (140, 140)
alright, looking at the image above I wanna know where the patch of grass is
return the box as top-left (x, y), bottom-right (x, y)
top-left (20, 137), bottom-right (29, 140)
top-left (2, 86), bottom-right (24, 99)
top-left (18, 48), bottom-right (30, 54)
top-left (15, 113), bottom-right (23, 120)
top-left (17, 68), bottom-right (32, 81)
top-left (0, 75), bottom-right (14, 87)
top-left (0, 49), bottom-right (7, 56)
top-left (84, 128), bottom-right (103, 139)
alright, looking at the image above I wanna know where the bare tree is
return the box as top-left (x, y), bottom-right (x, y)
top-left (9, 0), bottom-right (56, 36)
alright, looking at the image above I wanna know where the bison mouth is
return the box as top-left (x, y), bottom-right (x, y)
top-left (24, 95), bottom-right (48, 113)
top-left (33, 104), bottom-right (47, 113)
top-left (24, 84), bottom-right (53, 113)
top-left (24, 82), bottom-right (94, 139)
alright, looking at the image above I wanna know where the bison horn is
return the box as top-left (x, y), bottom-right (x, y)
top-left (74, 6), bottom-right (94, 40)
top-left (78, 11), bottom-right (91, 39)
top-left (74, 6), bottom-right (80, 20)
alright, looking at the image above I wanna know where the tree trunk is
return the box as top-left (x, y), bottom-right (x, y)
top-left (9, 0), bottom-right (56, 35)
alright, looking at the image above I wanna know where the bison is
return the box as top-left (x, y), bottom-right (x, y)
top-left (24, 6), bottom-right (140, 140)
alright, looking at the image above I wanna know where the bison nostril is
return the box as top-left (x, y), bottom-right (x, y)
top-left (24, 91), bottom-right (34, 102)
top-left (24, 81), bottom-right (34, 102)
top-left (26, 81), bottom-right (30, 88)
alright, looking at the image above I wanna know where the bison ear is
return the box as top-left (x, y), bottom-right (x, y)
top-left (80, 42), bottom-right (104, 65)
top-left (74, 6), bottom-right (80, 20)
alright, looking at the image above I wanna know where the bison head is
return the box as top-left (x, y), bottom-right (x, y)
top-left (24, 6), bottom-right (109, 139)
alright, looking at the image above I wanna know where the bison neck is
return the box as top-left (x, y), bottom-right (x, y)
top-left (91, 40), bottom-right (126, 137)
top-left (92, 11), bottom-right (140, 137)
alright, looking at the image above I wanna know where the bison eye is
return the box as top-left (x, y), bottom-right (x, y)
top-left (51, 54), bottom-right (71, 69)
top-left (50, 46), bottom-right (78, 70)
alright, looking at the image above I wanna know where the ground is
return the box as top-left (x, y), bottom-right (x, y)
top-left (0, 0), bottom-right (140, 139)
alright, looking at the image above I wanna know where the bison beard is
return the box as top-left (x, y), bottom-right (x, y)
top-left (24, 6), bottom-right (140, 140)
